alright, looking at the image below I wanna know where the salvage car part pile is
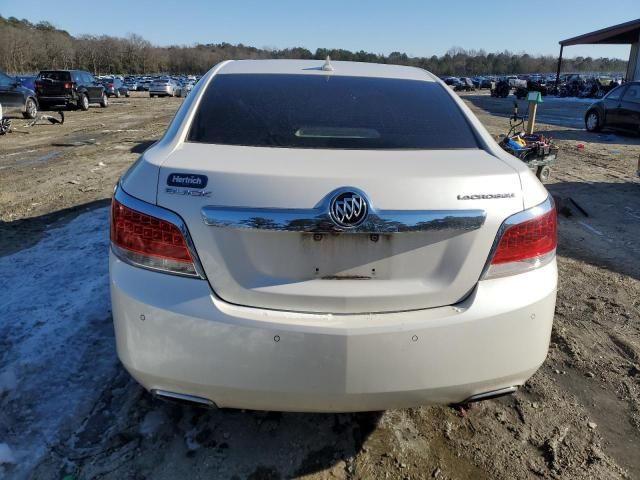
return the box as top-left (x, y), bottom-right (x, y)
top-left (0, 103), bottom-right (11, 135)
top-left (498, 105), bottom-right (557, 182)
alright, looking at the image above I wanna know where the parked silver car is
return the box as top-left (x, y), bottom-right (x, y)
top-left (149, 79), bottom-right (179, 97)
top-left (178, 81), bottom-right (194, 97)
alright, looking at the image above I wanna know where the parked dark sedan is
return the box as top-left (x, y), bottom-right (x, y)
top-left (443, 77), bottom-right (463, 89)
top-left (453, 77), bottom-right (475, 92)
top-left (101, 77), bottom-right (129, 98)
top-left (480, 77), bottom-right (493, 89)
top-left (0, 70), bottom-right (38, 119)
top-left (585, 82), bottom-right (640, 134)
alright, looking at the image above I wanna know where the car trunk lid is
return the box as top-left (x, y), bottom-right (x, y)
top-left (156, 143), bottom-right (523, 313)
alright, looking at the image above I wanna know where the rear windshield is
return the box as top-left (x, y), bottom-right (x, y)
top-left (188, 74), bottom-right (479, 149)
top-left (38, 71), bottom-right (71, 81)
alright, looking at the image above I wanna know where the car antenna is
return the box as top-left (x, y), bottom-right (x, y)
top-left (322, 56), bottom-right (334, 72)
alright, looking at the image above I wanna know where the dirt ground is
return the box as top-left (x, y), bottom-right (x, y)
top-left (0, 91), bottom-right (639, 480)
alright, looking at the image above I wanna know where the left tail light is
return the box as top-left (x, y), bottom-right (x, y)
top-left (110, 185), bottom-right (204, 278)
top-left (482, 196), bottom-right (557, 279)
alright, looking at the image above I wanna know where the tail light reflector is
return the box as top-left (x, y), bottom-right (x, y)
top-left (110, 192), bottom-right (202, 278)
top-left (63, 82), bottom-right (73, 90)
top-left (483, 197), bottom-right (556, 279)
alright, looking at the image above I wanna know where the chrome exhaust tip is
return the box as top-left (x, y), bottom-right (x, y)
top-left (462, 386), bottom-right (518, 404)
top-left (151, 389), bottom-right (217, 409)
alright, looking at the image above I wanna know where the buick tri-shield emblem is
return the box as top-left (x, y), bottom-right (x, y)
top-left (329, 191), bottom-right (368, 228)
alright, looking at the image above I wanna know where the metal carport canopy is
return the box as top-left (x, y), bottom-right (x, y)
top-left (555, 18), bottom-right (640, 87)
top-left (560, 18), bottom-right (640, 46)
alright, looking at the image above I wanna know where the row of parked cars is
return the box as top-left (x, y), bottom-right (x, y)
top-left (0, 69), bottom-right (199, 121)
top-left (442, 76), bottom-right (499, 91)
top-left (443, 75), bottom-right (537, 92)
top-left (443, 72), bottom-right (625, 98)
top-left (0, 69), bottom-right (122, 119)
top-left (114, 75), bottom-right (198, 98)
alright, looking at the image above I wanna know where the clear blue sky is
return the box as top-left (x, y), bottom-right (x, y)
top-left (1, 1), bottom-right (635, 59)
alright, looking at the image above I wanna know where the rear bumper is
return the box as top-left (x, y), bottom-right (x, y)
top-left (110, 252), bottom-right (557, 412)
top-left (37, 95), bottom-right (74, 104)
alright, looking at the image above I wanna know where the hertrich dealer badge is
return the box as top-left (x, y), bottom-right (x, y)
top-left (167, 173), bottom-right (208, 189)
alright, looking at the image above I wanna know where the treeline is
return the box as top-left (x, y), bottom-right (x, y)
top-left (0, 15), bottom-right (627, 76)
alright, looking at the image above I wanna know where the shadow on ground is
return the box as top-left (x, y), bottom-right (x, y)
top-left (0, 198), bottom-right (111, 257)
top-left (37, 366), bottom-right (383, 479)
top-left (548, 180), bottom-right (640, 280)
top-left (131, 139), bottom-right (157, 154)
top-left (540, 129), bottom-right (640, 145)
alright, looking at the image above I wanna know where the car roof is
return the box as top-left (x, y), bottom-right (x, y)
top-left (217, 59), bottom-right (436, 82)
top-left (39, 70), bottom-right (87, 73)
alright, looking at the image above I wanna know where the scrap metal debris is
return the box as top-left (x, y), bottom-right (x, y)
top-left (25, 111), bottom-right (65, 127)
top-left (0, 118), bottom-right (11, 135)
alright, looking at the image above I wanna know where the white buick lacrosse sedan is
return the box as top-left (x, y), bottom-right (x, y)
top-left (110, 59), bottom-right (557, 412)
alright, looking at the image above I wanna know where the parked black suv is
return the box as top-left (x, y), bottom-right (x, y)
top-left (0, 70), bottom-right (38, 119)
top-left (35, 70), bottom-right (108, 110)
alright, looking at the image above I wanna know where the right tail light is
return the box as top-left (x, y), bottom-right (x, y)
top-left (483, 197), bottom-right (557, 279)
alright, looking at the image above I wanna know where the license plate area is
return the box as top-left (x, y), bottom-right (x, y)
top-left (300, 233), bottom-right (393, 280)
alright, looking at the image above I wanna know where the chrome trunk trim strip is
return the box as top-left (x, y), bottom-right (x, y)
top-left (201, 205), bottom-right (486, 234)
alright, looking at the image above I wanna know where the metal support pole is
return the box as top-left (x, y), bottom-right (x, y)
top-left (526, 101), bottom-right (538, 135)
top-left (555, 45), bottom-right (564, 91)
